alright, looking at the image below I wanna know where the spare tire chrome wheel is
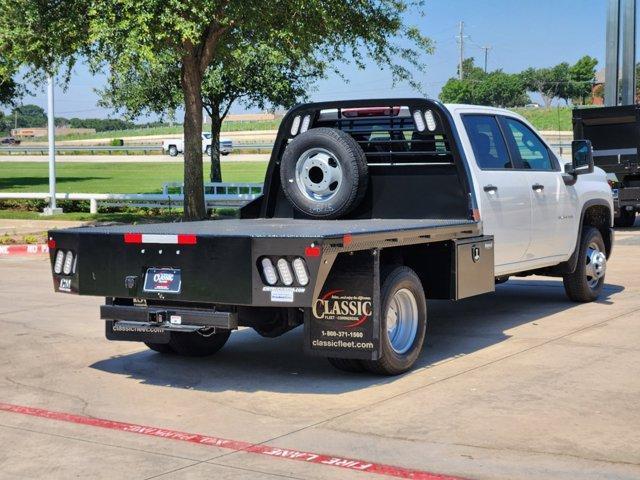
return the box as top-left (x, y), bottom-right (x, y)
top-left (280, 127), bottom-right (368, 219)
top-left (295, 148), bottom-right (343, 203)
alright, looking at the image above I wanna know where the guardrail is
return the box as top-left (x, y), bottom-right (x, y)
top-left (0, 144), bottom-right (274, 155)
top-left (0, 182), bottom-right (264, 213)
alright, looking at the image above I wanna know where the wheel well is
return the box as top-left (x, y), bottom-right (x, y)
top-left (583, 205), bottom-right (613, 257)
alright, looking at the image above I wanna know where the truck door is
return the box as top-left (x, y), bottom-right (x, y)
top-left (461, 115), bottom-right (532, 269)
top-left (498, 117), bottom-right (577, 259)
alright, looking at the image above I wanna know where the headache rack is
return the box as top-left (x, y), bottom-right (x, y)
top-left (314, 104), bottom-right (455, 167)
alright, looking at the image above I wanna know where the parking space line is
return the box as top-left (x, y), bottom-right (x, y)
top-left (0, 402), bottom-right (464, 480)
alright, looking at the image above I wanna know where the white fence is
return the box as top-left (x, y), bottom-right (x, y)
top-left (0, 182), bottom-right (264, 213)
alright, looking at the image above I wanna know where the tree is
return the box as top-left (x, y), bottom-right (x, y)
top-left (90, 1), bottom-right (430, 218)
top-left (440, 58), bottom-right (528, 107)
top-left (98, 44), bottom-right (322, 182)
top-left (569, 56), bottom-right (598, 105)
top-left (12, 104), bottom-right (47, 128)
top-left (2, 0), bottom-right (430, 219)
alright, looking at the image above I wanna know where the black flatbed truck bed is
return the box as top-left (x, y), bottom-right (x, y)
top-left (48, 98), bottom-right (496, 372)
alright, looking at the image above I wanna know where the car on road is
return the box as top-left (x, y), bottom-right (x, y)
top-left (48, 99), bottom-right (614, 375)
top-left (1, 136), bottom-right (21, 145)
top-left (162, 133), bottom-right (233, 157)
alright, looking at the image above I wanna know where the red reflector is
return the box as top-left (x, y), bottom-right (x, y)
top-left (177, 234), bottom-right (197, 245)
top-left (124, 233), bottom-right (142, 244)
top-left (305, 246), bottom-right (321, 257)
top-left (343, 234), bottom-right (352, 246)
top-left (47, 239), bottom-right (56, 249)
top-left (472, 208), bottom-right (481, 221)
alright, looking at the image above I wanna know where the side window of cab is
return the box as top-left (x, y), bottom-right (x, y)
top-left (462, 115), bottom-right (513, 170)
top-left (500, 117), bottom-right (558, 171)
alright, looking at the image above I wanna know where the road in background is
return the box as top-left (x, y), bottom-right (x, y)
top-left (0, 227), bottom-right (639, 479)
top-left (0, 153), bottom-right (270, 163)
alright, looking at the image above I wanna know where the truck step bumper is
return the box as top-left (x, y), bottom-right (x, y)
top-left (101, 304), bottom-right (238, 343)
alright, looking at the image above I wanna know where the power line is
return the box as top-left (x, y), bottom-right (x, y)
top-left (456, 21), bottom-right (468, 80)
top-left (481, 45), bottom-right (493, 73)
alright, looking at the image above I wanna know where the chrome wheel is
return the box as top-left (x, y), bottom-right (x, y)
top-left (386, 288), bottom-right (419, 354)
top-left (294, 148), bottom-right (343, 202)
top-left (585, 242), bottom-right (606, 289)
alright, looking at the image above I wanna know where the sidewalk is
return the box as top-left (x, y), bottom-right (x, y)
top-left (0, 219), bottom-right (90, 236)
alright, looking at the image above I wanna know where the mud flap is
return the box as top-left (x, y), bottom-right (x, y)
top-left (304, 249), bottom-right (380, 360)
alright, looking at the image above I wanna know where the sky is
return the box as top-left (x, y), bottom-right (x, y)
top-left (15, 0), bottom-right (616, 121)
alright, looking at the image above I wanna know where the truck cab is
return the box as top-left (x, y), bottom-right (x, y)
top-left (450, 104), bottom-right (613, 277)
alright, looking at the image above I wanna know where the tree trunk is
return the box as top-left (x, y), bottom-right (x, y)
top-left (181, 59), bottom-right (206, 220)
top-left (209, 101), bottom-right (222, 183)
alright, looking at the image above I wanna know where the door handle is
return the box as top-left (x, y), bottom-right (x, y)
top-left (483, 184), bottom-right (498, 193)
top-left (532, 183), bottom-right (545, 192)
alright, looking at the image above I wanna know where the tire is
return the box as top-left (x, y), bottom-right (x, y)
top-left (563, 227), bottom-right (607, 302)
top-left (280, 127), bottom-right (368, 219)
top-left (168, 329), bottom-right (231, 357)
top-left (168, 145), bottom-right (178, 157)
top-left (614, 209), bottom-right (636, 228)
top-left (144, 342), bottom-right (173, 354)
top-left (363, 266), bottom-right (427, 376)
top-left (221, 151), bottom-right (230, 156)
top-left (327, 357), bottom-right (366, 373)
top-left (205, 145), bottom-right (212, 156)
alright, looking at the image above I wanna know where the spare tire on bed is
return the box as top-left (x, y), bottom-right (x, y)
top-left (280, 127), bottom-right (368, 219)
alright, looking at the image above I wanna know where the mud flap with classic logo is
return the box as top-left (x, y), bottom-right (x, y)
top-left (304, 250), bottom-right (381, 360)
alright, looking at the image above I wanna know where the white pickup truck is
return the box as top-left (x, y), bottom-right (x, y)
top-left (162, 132), bottom-right (233, 157)
top-left (48, 99), bottom-right (614, 375)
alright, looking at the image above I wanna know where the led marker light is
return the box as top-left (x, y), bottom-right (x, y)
top-left (290, 116), bottom-right (301, 136)
top-left (292, 258), bottom-right (309, 286)
top-left (63, 251), bottom-right (74, 275)
top-left (261, 258), bottom-right (278, 285)
top-left (276, 258), bottom-right (294, 286)
top-left (300, 115), bottom-right (311, 133)
top-left (413, 110), bottom-right (426, 131)
top-left (424, 110), bottom-right (437, 131)
top-left (54, 250), bottom-right (65, 274)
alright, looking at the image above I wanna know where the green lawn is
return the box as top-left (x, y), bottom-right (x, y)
top-left (0, 161), bottom-right (268, 194)
top-left (512, 107), bottom-right (574, 131)
top-left (23, 119), bottom-right (282, 143)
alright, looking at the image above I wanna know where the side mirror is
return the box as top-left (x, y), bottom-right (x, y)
top-left (570, 139), bottom-right (594, 176)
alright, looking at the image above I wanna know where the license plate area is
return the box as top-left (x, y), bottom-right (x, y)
top-left (143, 268), bottom-right (181, 294)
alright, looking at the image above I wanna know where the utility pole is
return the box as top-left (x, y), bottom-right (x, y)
top-left (458, 21), bottom-right (465, 80)
top-left (42, 74), bottom-right (62, 216)
top-left (482, 45), bottom-right (492, 73)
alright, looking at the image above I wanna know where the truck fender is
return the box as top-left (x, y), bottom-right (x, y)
top-left (556, 199), bottom-right (613, 275)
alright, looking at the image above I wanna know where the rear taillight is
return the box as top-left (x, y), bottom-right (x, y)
top-left (261, 258), bottom-right (278, 285)
top-left (63, 251), bottom-right (75, 275)
top-left (292, 258), bottom-right (309, 286)
top-left (53, 250), bottom-right (65, 274)
top-left (276, 259), bottom-right (294, 286)
top-left (259, 257), bottom-right (310, 287)
top-left (54, 249), bottom-right (76, 275)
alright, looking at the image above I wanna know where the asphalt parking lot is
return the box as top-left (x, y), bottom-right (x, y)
top-left (1, 228), bottom-right (639, 480)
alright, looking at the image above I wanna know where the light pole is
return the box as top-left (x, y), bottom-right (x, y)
top-left (42, 73), bottom-right (62, 215)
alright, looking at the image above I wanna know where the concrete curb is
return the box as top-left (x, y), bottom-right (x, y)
top-left (0, 244), bottom-right (49, 256)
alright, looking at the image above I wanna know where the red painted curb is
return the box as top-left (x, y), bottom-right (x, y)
top-left (0, 244), bottom-right (49, 256)
top-left (0, 402), bottom-right (464, 480)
